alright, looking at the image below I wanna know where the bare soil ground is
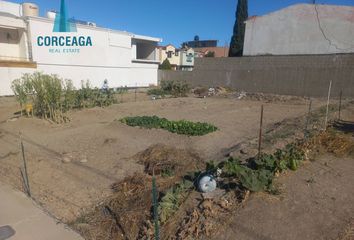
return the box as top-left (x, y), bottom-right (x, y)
top-left (212, 153), bottom-right (354, 240)
top-left (0, 92), bottom-right (353, 240)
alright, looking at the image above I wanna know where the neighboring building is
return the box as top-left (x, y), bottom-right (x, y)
top-left (179, 48), bottom-right (194, 71)
top-left (182, 36), bottom-right (217, 48)
top-left (0, 1), bottom-right (161, 96)
top-left (157, 44), bottom-right (180, 70)
top-left (194, 47), bottom-right (229, 58)
top-left (157, 44), bottom-right (194, 71)
top-left (243, 4), bottom-right (354, 56)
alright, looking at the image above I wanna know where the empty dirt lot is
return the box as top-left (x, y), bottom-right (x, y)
top-left (0, 93), bottom-right (353, 240)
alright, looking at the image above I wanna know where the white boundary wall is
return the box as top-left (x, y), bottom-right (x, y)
top-left (0, 64), bottom-right (158, 96)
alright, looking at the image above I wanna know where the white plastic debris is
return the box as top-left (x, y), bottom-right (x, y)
top-left (208, 88), bottom-right (216, 96)
top-left (237, 91), bottom-right (247, 100)
top-left (198, 174), bottom-right (217, 193)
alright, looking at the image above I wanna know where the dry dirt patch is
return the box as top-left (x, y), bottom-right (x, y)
top-left (1, 94), bottom-right (347, 239)
top-left (135, 144), bottom-right (204, 176)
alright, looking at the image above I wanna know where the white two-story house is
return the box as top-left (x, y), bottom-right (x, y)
top-left (0, 1), bottom-right (161, 95)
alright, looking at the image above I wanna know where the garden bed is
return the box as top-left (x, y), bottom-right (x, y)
top-left (120, 116), bottom-right (218, 136)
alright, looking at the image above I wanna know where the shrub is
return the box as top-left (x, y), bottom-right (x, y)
top-left (161, 80), bottom-right (190, 97)
top-left (63, 80), bottom-right (76, 110)
top-left (147, 88), bottom-right (167, 96)
top-left (159, 59), bottom-right (172, 70)
top-left (12, 72), bottom-right (117, 123)
top-left (204, 51), bottom-right (215, 57)
top-left (147, 80), bottom-right (190, 98)
top-left (119, 115), bottom-right (218, 136)
top-left (11, 74), bottom-right (32, 115)
top-left (27, 72), bottom-right (66, 122)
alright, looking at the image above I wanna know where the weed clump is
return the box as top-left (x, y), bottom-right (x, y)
top-left (304, 129), bottom-right (354, 157)
top-left (147, 80), bottom-right (190, 97)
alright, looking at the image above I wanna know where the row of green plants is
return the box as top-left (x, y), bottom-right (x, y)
top-left (119, 115), bottom-right (218, 136)
top-left (147, 80), bottom-right (190, 97)
top-left (11, 72), bottom-right (117, 123)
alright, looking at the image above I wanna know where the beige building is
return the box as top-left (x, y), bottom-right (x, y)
top-left (194, 47), bottom-right (229, 58)
top-left (157, 44), bottom-right (194, 71)
top-left (157, 44), bottom-right (179, 69)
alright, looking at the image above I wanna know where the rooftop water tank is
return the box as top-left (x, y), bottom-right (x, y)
top-left (22, 3), bottom-right (39, 17)
top-left (46, 11), bottom-right (57, 20)
top-left (87, 22), bottom-right (97, 27)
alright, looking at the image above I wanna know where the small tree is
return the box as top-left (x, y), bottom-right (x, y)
top-left (204, 51), bottom-right (215, 58)
top-left (229, 0), bottom-right (248, 57)
top-left (159, 59), bottom-right (172, 70)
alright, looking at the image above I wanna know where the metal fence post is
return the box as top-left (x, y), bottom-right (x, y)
top-left (20, 134), bottom-right (31, 197)
top-left (258, 105), bottom-right (264, 160)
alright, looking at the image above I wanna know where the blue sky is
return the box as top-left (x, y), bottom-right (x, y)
top-left (9, 0), bottom-right (354, 47)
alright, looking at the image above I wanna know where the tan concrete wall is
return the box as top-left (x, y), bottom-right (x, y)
top-left (158, 54), bottom-right (354, 98)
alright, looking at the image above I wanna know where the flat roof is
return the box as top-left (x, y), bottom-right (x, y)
top-left (0, 12), bottom-right (160, 43)
top-left (133, 34), bottom-right (161, 43)
top-left (0, 13), bottom-right (26, 28)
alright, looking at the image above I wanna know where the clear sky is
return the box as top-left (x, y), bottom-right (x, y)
top-left (8, 0), bottom-right (354, 47)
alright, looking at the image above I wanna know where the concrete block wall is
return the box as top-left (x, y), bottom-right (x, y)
top-left (158, 54), bottom-right (354, 98)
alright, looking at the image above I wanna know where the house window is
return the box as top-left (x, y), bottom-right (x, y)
top-left (187, 53), bottom-right (193, 62)
top-left (175, 50), bottom-right (179, 56)
top-left (167, 51), bottom-right (173, 58)
top-left (135, 40), bottom-right (157, 61)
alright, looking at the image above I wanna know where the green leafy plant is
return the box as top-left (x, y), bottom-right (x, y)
top-left (223, 143), bottom-right (305, 192)
top-left (158, 180), bottom-right (193, 224)
top-left (274, 144), bottom-right (304, 171)
top-left (255, 144), bottom-right (304, 173)
top-left (223, 158), bottom-right (273, 192)
top-left (120, 115), bottom-right (218, 136)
